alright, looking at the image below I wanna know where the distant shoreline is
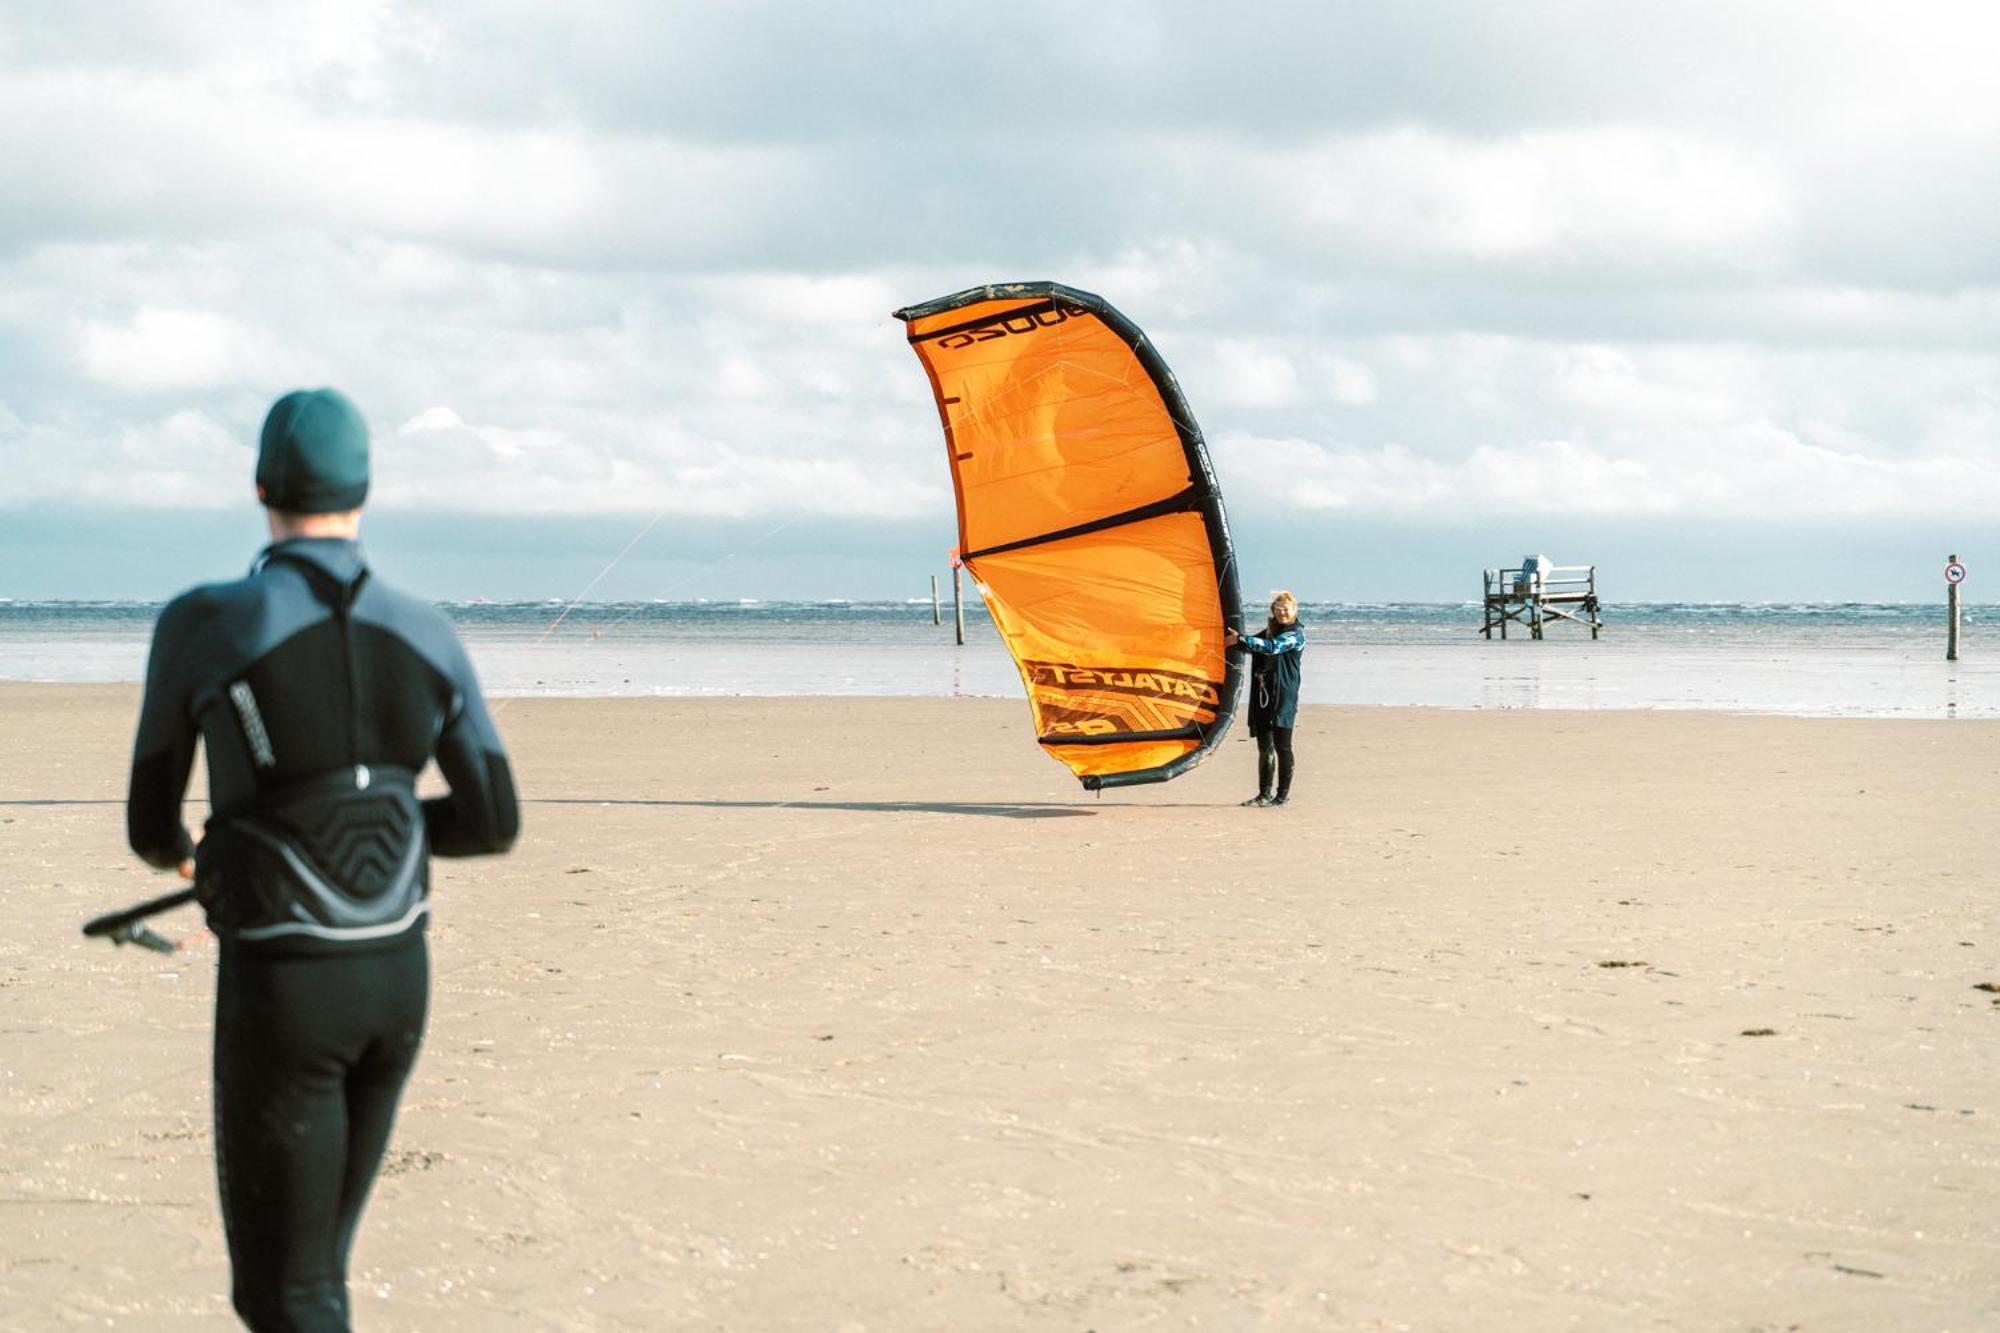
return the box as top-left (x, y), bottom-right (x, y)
top-left (1, 597), bottom-right (1989, 609)
top-left (6, 601), bottom-right (1988, 717)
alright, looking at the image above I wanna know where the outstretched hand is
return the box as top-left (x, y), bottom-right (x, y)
top-left (1223, 627), bottom-right (1241, 647)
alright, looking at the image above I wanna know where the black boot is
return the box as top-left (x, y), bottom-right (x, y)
top-left (1250, 736), bottom-right (1277, 808)
top-left (1267, 790), bottom-right (1290, 807)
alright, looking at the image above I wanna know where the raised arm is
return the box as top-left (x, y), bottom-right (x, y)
top-left (1234, 626), bottom-right (1305, 655)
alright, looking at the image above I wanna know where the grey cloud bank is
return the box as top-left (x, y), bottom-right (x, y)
top-left (2, 2), bottom-right (1996, 598)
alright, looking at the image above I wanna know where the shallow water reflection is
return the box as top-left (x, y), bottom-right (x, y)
top-left (4, 603), bottom-right (1994, 718)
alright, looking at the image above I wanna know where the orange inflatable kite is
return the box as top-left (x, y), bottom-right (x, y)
top-left (895, 282), bottom-right (1244, 789)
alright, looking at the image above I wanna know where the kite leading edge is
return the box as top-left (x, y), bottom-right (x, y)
top-left (894, 282), bottom-right (1244, 790)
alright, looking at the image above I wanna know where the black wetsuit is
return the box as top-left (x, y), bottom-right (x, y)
top-left (127, 537), bottom-right (518, 1332)
top-left (1236, 619), bottom-right (1305, 800)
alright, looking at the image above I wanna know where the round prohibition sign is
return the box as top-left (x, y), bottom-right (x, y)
top-left (1946, 561), bottom-right (1968, 585)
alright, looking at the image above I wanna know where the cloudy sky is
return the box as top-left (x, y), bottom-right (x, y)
top-left (3, 1), bottom-right (1996, 600)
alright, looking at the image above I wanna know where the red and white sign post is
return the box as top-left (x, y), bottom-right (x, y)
top-left (1946, 555), bottom-right (1967, 661)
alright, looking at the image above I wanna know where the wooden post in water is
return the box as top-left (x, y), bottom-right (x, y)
top-left (952, 561), bottom-right (965, 646)
top-left (1947, 553), bottom-right (1962, 662)
top-left (931, 574), bottom-right (941, 626)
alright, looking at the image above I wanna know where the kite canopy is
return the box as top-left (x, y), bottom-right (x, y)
top-left (895, 282), bottom-right (1243, 789)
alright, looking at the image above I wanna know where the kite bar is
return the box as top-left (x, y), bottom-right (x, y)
top-left (82, 886), bottom-right (198, 940)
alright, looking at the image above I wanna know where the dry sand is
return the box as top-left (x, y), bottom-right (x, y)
top-left (3, 683), bottom-right (1998, 1331)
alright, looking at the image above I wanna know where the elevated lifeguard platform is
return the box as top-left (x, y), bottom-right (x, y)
top-left (1482, 557), bottom-right (1601, 640)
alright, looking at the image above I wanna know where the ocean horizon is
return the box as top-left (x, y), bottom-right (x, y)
top-left (1, 599), bottom-right (1989, 718)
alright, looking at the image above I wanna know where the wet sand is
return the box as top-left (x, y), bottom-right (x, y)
top-left (3, 684), bottom-right (1997, 1330)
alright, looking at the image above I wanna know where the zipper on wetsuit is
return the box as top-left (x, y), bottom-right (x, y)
top-left (331, 576), bottom-right (368, 790)
top-left (269, 551), bottom-right (373, 790)
top-left (341, 612), bottom-right (363, 788)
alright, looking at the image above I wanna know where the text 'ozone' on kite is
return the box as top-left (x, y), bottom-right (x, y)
top-left (894, 282), bottom-right (1244, 790)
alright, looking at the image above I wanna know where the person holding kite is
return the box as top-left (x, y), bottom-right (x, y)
top-left (1225, 590), bottom-right (1305, 807)
top-left (125, 387), bottom-right (519, 1330)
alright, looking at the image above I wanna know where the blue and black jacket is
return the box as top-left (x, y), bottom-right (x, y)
top-left (127, 538), bottom-right (518, 953)
top-left (1236, 618), bottom-right (1305, 734)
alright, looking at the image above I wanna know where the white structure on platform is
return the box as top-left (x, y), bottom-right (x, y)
top-left (1482, 558), bottom-right (1601, 640)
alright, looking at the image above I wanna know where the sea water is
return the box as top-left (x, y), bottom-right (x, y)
top-left (0, 600), bottom-right (1991, 718)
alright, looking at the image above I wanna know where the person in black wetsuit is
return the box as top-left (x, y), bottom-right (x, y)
top-left (126, 388), bottom-right (519, 1332)
top-left (1225, 590), bottom-right (1305, 807)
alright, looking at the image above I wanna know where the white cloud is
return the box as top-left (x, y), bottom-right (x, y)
top-left (0, 406), bottom-right (250, 507)
top-left (1072, 239), bottom-right (1234, 323)
top-left (1218, 426), bottom-right (2000, 522)
top-left (398, 406), bottom-right (465, 434)
top-left (1204, 127), bottom-right (1794, 275)
top-left (77, 307), bottom-right (262, 390)
top-left (1207, 340), bottom-right (1302, 409)
top-left (703, 273), bottom-right (906, 327)
top-left (2, 1), bottom-right (1999, 555)
top-left (1551, 346), bottom-right (1740, 427)
top-left (373, 403), bottom-right (946, 518)
top-left (0, 70), bottom-right (802, 264)
top-left (1217, 435), bottom-right (1668, 518)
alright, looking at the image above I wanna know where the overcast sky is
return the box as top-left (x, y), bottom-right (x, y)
top-left (3, 2), bottom-right (1996, 600)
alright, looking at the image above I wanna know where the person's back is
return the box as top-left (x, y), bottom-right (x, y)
top-left (125, 388), bottom-right (518, 1331)
top-left (132, 538), bottom-right (518, 945)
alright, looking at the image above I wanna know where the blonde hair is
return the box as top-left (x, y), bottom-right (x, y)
top-left (1270, 590), bottom-right (1298, 621)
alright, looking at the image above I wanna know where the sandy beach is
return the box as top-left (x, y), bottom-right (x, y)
top-left (3, 682), bottom-right (1997, 1331)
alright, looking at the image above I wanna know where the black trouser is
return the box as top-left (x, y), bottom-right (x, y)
top-left (1256, 726), bottom-right (1295, 798)
top-left (214, 933), bottom-right (428, 1332)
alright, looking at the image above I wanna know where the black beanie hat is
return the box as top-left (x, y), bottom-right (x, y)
top-left (256, 388), bottom-right (370, 513)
